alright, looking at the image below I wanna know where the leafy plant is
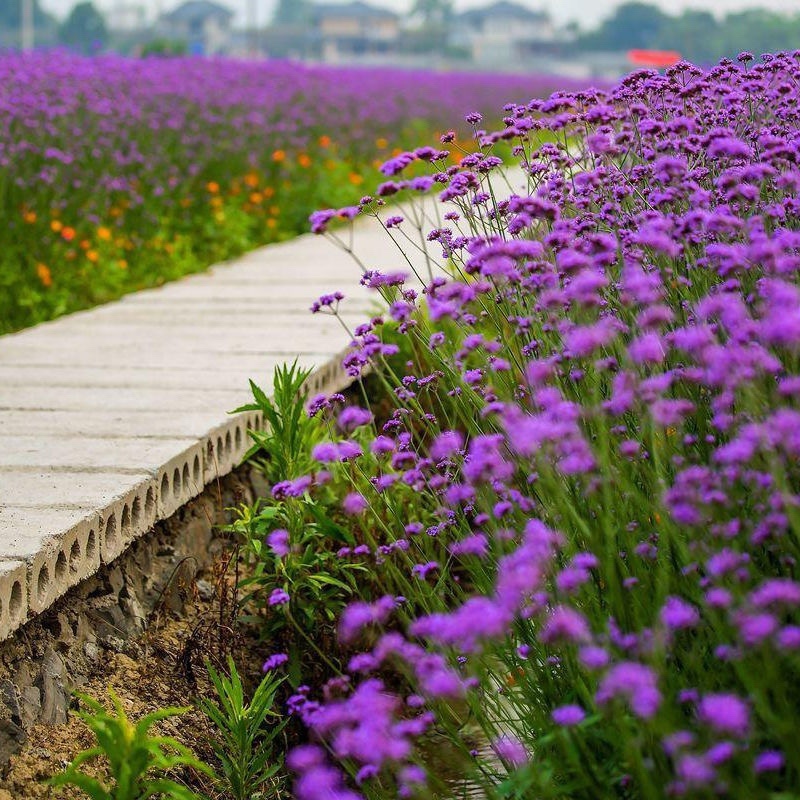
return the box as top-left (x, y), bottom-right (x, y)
top-left (200, 657), bottom-right (285, 800)
top-left (229, 362), bottom-right (369, 677)
top-left (49, 689), bottom-right (209, 800)
top-left (233, 360), bottom-right (322, 485)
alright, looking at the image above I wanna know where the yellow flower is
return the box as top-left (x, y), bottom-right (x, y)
top-left (375, 137), bottom-right (388, 149)
top-left (50, 219), bottom-right (63, 233)
top-left (36, 263), bottom-right (52, 287)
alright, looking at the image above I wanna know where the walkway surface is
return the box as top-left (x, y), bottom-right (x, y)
top-left (0, 213), bottom-right (427, 640)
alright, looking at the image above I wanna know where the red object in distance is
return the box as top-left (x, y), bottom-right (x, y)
top-left (628, 49), bottom-right (682, 68)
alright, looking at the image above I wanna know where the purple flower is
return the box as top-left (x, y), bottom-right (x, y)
top-left (492, 734), bottom-right (528, 767)
top-left (339, 596), bottom-right (396, 643)
top-left (596, 662), bottom-right (661, 719)
top-left (540, 606), bottom-right (591, 644)
top-left (337, 406), bottom-right (373, 433)
top-left (342, 492), bottom-right (369, 516)
top-left (552, 704), bottom-right (586, 726)
top-left (430, 430), bottom-right (464, 461)
top-left (412, 561), bottom-right (439, 579)
top-left (267, 528), bottom-right (290, 558)
top-left (263, 652), bottom-right (289, 671)
top-left (754, 750), bottom-right (784, 773)
top-left (697, 693), bottom-right (749, 738)
top-left (660, 596), bottom-right (700, 630)
top-left (269, 588), bottom-right (290, 606)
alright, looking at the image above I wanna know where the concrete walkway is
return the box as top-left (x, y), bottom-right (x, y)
top-left (0, 215), bottom-right (423, 640)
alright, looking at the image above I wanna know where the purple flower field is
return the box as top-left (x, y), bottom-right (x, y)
top-left (228, 50), bottom-right (800, 798)
top-left (0, 52), bottom-right (575, 333)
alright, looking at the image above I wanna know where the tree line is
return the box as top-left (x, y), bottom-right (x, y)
top-left (576, 1), bottom-right (800, 64)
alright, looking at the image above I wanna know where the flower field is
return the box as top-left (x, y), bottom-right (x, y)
top-left (38, 48), bottom-right (800, 800)
top-left (233, 51), bottom-right (800, 799)
top-left (0, 53), bottom-right (570, 334)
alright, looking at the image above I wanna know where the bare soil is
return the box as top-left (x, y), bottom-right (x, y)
top-left (0, 553), bottom-right (276, 800)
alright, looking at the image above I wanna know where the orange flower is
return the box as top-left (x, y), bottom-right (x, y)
top-left (118, 259), bottom-right (128, 270)
top-left (263, 187), bottom-right (275, 199)
top-left (97, 226), bottom-right (112, 241)
top-left (50, 219), bottom-right (63, 233)
top-left (23, 210), bottom-right (37, 224)
top-left (272, 149), bottom-right (286, 162)
top-left (269, 205), bottom-right (280, 216)
top-left (80, 239), bottom-right (91, 251)
top-left (375, 137), bottom-right (388, 149)
top-left (61, 226), bottom-right (76, 242)
top-left (86, 250), bottom-right (99, 263)
top-left (297, 153), bottom-right (312, 168)
top-left (244, 172), bottom-right (259, 188)
top-left (210, 196), bottom-right (223, 209)
top-left (206, 181), bottom-right (220, 194)
top-left (318, 135), bottom-right (331, 148)
top-left (36, 263), bottom-right (52, 287)
top-left (267, 218), bottom-right (277, 229)
top-left (249, 192), bottom-right (263, 204)
top-left (348, 173), bottom-right (363, 186)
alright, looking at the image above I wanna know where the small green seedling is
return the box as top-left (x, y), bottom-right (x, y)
top-left (200, 657), bottom-right (285, 800)
top-left (49, 688), bottom-right (209, 800)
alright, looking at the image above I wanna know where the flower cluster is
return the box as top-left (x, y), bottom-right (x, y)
top-left (2, 52), bottom-right (576, 334)
top-left (275, 52), bottom-right (800, 798)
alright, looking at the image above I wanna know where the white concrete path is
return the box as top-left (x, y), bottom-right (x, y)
top-left (0, 215), bottom-right (423, 639)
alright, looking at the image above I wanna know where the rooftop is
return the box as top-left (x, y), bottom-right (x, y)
top-left (162, 0), bottom-right (234, 23)
top-left (458, 1), bottom-right (549, 24)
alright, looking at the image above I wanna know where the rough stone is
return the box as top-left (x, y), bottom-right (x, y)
top-left (0, 468), bottom-right (259, 764)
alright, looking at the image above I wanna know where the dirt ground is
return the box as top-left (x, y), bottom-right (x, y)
top-left (0, 553), bottom-right (277, 800)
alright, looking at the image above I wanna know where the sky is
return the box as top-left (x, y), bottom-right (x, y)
top-left (38, 0), bottom-right (800, 29)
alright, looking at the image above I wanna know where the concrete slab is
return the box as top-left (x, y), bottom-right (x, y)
top-left (0, 199), bottom-right (435, 639)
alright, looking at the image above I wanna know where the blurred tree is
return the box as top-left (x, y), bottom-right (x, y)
top-left (575, 2), bottom-right (800, 63)
top-left (140, 38), bottom-right (188, 57)
top-left (0, 0), bottom-right (52, 27)
top-left (59, 1), bottom-right (108, 53)
top-left (654, 10), bottom-right (716, 63)
top-left (581, 2), bottom-right (668, 50)
top-left (272, 0), bottom-right (312, 26)
top-left (411, 0), bottom-right (454, 26)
